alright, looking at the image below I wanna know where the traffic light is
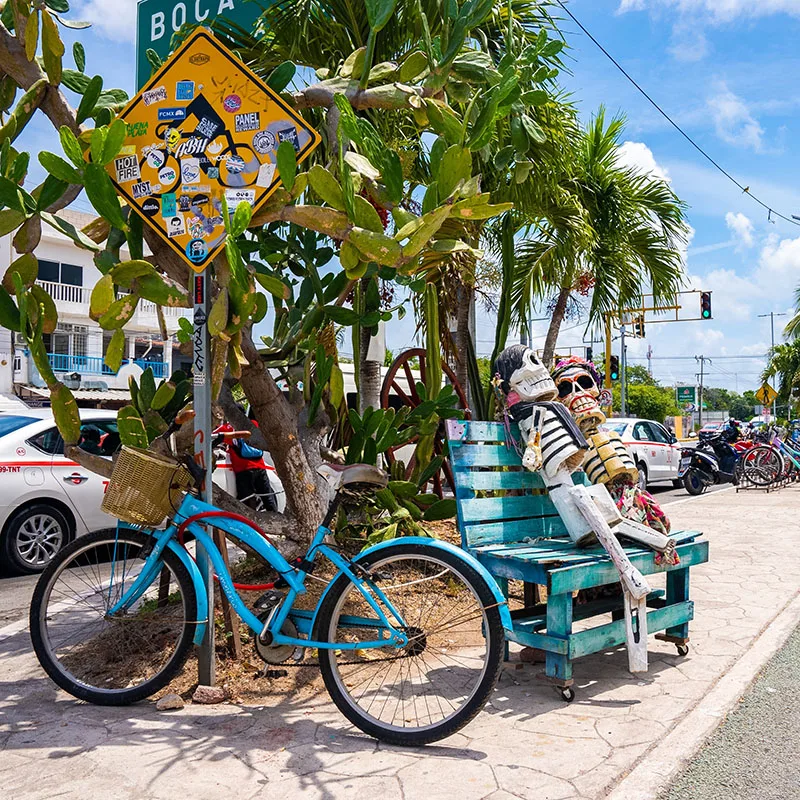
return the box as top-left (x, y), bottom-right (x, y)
top-left (585, 346), bottom-right (593, 362)
top-left (700, 291), bottom-right (712, 319)
top-left (632, 315), bottom-right (646, 337)
top-left (609, 355), bottom-right (620, 382)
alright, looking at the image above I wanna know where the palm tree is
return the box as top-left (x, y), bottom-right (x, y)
top-left (782, 285), bottom-right (800, 340)
top-left (509, 108), bottom-right (689, 366)
top-left (763, 340), bottom-right (800, 412)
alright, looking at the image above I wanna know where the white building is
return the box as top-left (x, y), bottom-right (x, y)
top-left (0, 209), bottom-right (192, 407)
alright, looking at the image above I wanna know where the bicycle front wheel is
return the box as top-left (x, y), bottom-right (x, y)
top-left (741, 445), bottom-right (783, 486)
top-left (314, 542), bottom-right (504, 746)
top-left (30, 529), bottom-right (197, 705)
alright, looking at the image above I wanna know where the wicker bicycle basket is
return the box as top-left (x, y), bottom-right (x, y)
top-left (101, 446), bottom-right (192, 526)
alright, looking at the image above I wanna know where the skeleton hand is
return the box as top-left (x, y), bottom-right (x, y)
top-left (522, 432), bottom-right (543, 471)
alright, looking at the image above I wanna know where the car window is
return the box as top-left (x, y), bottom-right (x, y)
top-left (28, 426), bottom-right (63, 455)
top-left (647, 423), bottom-right (670, 444)
top-left (77, 421), bottom-right (120, 457)
top-left (0, 415), bottom-right (37, 437)
top-left (601, 422), bottom-right (627, 436)
top-left (633, 422), bottom-right (651, 441)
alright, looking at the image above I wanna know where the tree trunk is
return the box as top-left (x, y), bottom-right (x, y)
top-left (452, 284), bottom-right (473, 400)
top-left (542, 286), bottom-right (571, 367)
top-left (359, 325), bottom-right (382, 413)
top-left (239, 329), bottom-right (326, 543)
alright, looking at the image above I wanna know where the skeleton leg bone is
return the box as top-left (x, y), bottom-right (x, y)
top-left (569, 486), bottom-right (650, 673)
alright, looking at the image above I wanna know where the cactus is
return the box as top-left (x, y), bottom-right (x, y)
top-left (0, 79), bottom-right (47, 145)
top-left (119, 367), bottom-right (190, 447)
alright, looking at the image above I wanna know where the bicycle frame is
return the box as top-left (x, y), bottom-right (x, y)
top-left (107, 492), bottom-right (413, 651)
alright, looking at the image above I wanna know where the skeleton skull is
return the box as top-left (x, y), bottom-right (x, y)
top-left (552, 357), bottom-right (606, 432)
top-left (494, 345), bottom-right (557, 402)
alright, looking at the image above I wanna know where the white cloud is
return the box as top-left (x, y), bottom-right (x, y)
top-left (707, 83), bottom-right (764, 151)
top-left (75, 0), bottom-right (138, 42)
top-left (616, 141), bottom-right (671, 182)
top-left (618, 1), bottom-right (800, 23)
top-left (757, 235), bottom-right (800, 283)
top-left (668, 22), bottom-right (709, 62)
top-left (725, 211), bottom-right (754, 249)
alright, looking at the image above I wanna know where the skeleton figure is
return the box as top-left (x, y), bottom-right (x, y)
top-left (552, 356), bottom-right (674, 542)
top-left (493, 345), bottom-right (651, 672)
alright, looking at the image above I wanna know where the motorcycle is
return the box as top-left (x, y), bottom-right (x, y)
top-left (678, 422), bottom-right (741, 495)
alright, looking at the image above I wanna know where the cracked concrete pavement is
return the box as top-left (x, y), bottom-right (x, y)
top-left (1, 485), bottom-right (798, 800)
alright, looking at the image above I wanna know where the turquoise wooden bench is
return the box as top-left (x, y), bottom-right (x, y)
top-left (446, 419), bottom-right (709, 700)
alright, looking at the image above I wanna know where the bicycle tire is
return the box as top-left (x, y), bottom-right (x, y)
top-left (314, 542), bottom-right (504, 746)
top-left (741, 445), bottom-right (783, 486)
top-left (30, 529), bottom-right (197, 705)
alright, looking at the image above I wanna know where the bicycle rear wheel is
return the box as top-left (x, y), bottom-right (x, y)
top-left (30, 529), bottom-right (197, 705)
top-left (314, 542), bottom-right (504, 745)
top-left (740, 445), bottom-right (783, 486)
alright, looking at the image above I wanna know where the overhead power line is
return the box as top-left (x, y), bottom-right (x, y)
top-left (553, 0), bottom-right (800, 229)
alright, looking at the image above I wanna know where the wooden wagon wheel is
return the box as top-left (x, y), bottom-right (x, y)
top-left (380, 348), bottom-right (471, 498)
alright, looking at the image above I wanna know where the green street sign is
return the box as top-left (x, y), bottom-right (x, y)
top-left (676, 385), bottom-right (696, 405)
top-left (136, 0), bottom-right (265, 89)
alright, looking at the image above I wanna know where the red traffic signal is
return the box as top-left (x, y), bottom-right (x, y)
top-left (700, 291), bottom-right (712, 320)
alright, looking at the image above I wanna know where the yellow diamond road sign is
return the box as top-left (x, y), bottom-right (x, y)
top-left (108, 29), bottom-right (321, 272)
top-left (756, 383), bottom-right (778, 406)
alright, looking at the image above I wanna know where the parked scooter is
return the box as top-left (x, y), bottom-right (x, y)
top-left (679, 420), bottom-right (741, 495)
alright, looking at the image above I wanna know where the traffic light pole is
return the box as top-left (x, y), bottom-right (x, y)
top-left (758, 311), bottom-right (786, 419)
top-left (620, 324), bottom-right (627, 416)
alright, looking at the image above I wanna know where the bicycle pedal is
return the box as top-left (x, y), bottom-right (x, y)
top-left (254, 589), bottom-right (284, 611)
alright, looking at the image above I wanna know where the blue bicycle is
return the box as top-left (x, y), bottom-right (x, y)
top-left (29, 442), bottom-right (507, 745)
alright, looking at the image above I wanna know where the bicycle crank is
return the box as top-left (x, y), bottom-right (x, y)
top-left (254, 614), bottom-right (300, 665)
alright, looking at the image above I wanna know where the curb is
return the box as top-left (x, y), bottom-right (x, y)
top-left (604, 589), bottom-right (800, 800)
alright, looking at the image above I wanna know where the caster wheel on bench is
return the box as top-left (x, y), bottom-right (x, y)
top-left (559, 687), bottom-right (575, 702)
top-left (676, 644), bottom-right (689, 657)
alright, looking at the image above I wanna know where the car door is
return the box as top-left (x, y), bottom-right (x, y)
top-left (649, 421), bottom-right (679, 479)
top-left (51, 419), bottom-right (118, 533)
top-left (631, 421), bottom-right (663, 481)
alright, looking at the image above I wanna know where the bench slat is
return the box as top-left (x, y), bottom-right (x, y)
top-left (452, 470), bottom-right (549, 492)
top-left (459, 494), bottom-right (558, 523)
top-left (464, 515), bottom-right (569, 546)
top-left (450, 444), bottom-right (528, 467)
top-left (447, 420), bottom-right (509, 444)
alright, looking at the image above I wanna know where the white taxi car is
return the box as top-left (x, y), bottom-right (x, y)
top-left (0, 408), bottom-right (282, 574)
top-left (599, 417), bottom-right (681, 490)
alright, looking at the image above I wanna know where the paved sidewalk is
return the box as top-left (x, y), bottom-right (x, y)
top-left (1, 486), bottom-right (799, 800)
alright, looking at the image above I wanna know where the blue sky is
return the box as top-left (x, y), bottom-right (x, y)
top-left (25, 0), bottom-right (800, 392)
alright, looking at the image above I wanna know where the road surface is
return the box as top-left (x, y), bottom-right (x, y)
top-left (663, 622), bottom-right (800, 800)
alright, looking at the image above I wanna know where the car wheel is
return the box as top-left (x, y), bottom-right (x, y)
top-left (636, 463), bottom-right (648, 492)
top-left (2, 504), bottom-right (71, 575)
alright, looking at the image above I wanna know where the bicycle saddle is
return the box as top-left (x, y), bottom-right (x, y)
top-left (317, 463), bottom-right (388, 490)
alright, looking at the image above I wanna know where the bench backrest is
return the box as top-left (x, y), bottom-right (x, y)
top-left (446, 419), bottom-right (588, 550)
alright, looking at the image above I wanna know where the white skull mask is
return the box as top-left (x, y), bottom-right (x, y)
top-left (509, 348), bottom-right (557, 402)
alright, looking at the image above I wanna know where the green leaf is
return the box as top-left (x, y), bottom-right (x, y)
top-left (437, 145), bottom-right (472, 199)
top-left (254, 272), bottom-right (290, 300)
top-left (266, 61), bottom-right (296, 92)
top-left (45, 0), bottom-right (70, 11)
top-left (110, 259), bottom-right (155, 288)
top-left (422, 498), bottom-right (457, 521)
top-left (61, 69), bottom-right (91, 93)
top-left (388, 480), bottom-right (418, 498)
top-left (59, 126), bottom-right (84, 167)
top-left (89, 273), bottom-right (114, 320)
top-left (101, 119), bottom-right (127, 165)
top-left (40, 211), bottom-right (100, 251)
top-left (0, 285), bottom-right (20, 331)
top-left (73, 41), bottom-right (86, 72)
top-left (365, 0), bottom-right (398, 32)
top-left (36, 175), bottom-right (68, 211)
top-left (98, 294), bottom-right (138, 330)
top-left (41, 9), bottom-right (65, 85)
top-left (0, 209), bottom-right (25, 237)
top-left (323, 305), bottom-right (360, 326)
top-left (353, 195), bottom-right (384, 232)
top-left (76, 74), bottom-right (102, 124)
top-left (276, 140), bottom-right (296, 192)
top-left (308, 165), bottom-right (345, 210)
top-left (138, 368), bottom-right (157, 414)
top-left (104, 328), bottom-right (126, 372)
top-left (399, 50), bottom-right (428, 82)
top-left (38, 151), bottom-right (81, 184)
top-left (3, 253), bottom-right (37, 292)
top-left (83, 163), bottom-right (126, 229)
top-left (25, 9), bottom-right (39, 62)
top-left (231, 201), bottom-right (253, 237)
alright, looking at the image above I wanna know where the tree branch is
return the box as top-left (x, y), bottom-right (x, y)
top-left (292, 78), bottom-right (432, 111)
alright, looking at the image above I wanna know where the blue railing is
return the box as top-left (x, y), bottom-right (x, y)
top-left (47, 354), bottom-right (169, 378)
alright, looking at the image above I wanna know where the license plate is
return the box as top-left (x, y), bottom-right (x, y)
top-left (678, 457), bottom-right (691, 477)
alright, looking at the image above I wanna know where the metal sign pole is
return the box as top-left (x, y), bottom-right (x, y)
top-left (192, 269), bottom-right (215, 686)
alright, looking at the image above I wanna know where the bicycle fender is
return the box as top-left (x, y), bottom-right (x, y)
top-left (164, 540), bottom-right (209, 646)
top-left (310, 536), bottom-right (512, 632)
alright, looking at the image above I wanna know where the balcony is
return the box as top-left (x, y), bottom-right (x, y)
top-left (36, 281), bottom-right (190, 322)
top-left (47, 353), bottom-right (169, 379)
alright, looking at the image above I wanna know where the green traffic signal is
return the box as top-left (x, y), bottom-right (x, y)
top-left (609, 355), bottom-right (620, 381)
top-left (700, 291), bottom-right (712, 319)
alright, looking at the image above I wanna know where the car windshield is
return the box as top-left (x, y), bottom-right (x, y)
top-left (0, 415), bottom-right (36, 437)
top-left (601, 422), bottom-right (627, 435)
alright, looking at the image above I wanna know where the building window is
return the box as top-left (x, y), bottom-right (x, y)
top-left (37, 260), bottom-right (60, 283)
top-left (60, 263), bottom-right (83, 286)
top-left (37, 260), bottom-right (83, 286)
